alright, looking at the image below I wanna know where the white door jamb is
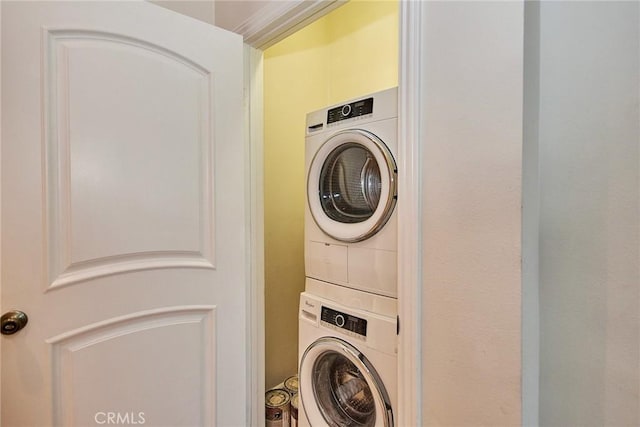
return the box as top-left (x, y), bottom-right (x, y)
top-left (397, 1), bottom-right (423, 425)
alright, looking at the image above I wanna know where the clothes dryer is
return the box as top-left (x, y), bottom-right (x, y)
top-left (298, 279), bottom-right (397, 427)
top-left (305, 88), bottom-right (398, 298)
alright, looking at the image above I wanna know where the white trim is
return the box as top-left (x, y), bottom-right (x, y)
top-left (0, 0), bottom-right (3, 416)
top-left (397, 1), bottom-right (423, 425)
top-left (233, 0), bottom-right (346, 49)
top-left (522, 1), bottom-right (540, 425)
top-left (244, 44), bottom-right (265, 427)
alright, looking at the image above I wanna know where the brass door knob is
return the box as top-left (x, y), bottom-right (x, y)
top-left (1, 310), bottom-right (28, 335)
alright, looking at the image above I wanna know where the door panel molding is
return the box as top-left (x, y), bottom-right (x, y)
top-left (42, 27), bottom-right (217, 290)
top-left (48, 306), bottom-right (216, 426)
top-left (45, 252), bottom-right (216, 291)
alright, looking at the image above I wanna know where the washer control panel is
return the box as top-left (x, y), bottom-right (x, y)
top-left (327, 97), bottom-right (373, 124)
top-left (320, 306), bottom-right (367, 339)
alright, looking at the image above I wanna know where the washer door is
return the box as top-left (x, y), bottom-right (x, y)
top-left (308, 130), bottom-right (397, 243)
top-left (299, 337), bottom-right (393, 427)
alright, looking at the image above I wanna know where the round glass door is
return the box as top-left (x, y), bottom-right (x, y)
top-left (299, 337), bottom-right (393, 427)
top-left (308, 130), bottom-right (396, 243)
top-left (319, 143), bottom-right (382, 224)
top-left (312, 350), bottom-right (377, 426)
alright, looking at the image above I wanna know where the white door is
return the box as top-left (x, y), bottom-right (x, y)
top-left (1, 2), bottom-right (248, 425)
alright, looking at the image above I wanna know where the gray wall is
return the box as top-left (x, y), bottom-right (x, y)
top-left (420, 2), bottom-right (524, 424)
top-left (537, 2), bottom-right (639, 426)
top-left (149, 1), bottom-right (215, 25)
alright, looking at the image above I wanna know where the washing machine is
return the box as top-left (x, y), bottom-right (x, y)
top-left (305, 87), bottom-right (398, 298)
top-left (298, 279), bottom-right (397, 427)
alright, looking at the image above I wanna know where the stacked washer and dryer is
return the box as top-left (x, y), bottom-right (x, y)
top-left (299, 87), bottom-right (398, 427)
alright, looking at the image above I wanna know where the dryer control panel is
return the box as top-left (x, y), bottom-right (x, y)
top-left (321, 306), bottom-right (367, 339)
top-left (327, 97), bottom-right (373, 124)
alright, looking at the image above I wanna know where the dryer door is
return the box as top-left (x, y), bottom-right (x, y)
top-left (299, 337), bottom-right (393, 427)
top-left (307, 130), bottom-right (397, 243)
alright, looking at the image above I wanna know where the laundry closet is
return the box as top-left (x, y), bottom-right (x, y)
top-left (262, 0), bottom-right (399, 390)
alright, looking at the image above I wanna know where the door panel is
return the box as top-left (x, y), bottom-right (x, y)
top-left (1, 2), bottom-right (246, 425)
top-left (49, 307), bottom-right (215, 425)
top-left (45, 28), bottom-right (215, 287)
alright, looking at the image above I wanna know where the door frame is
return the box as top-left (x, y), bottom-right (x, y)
top-left (0, 2), bottom-right (3, 417)
top-left (244, 44), bottom-right (266, 427)
top-left (244, 1), bottom-right (422, 425)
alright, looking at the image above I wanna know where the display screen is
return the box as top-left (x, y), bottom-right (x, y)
top-left (321, 306), bottom-right (367, 337)
top-left (327, 97), bottom-right (374, 124)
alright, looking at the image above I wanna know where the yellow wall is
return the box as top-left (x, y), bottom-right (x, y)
top-left (263, 0), bottom-right (398, 388)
